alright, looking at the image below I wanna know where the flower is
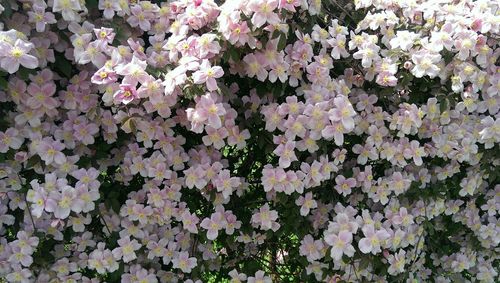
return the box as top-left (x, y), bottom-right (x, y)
top-left (324, 230), bottom-right (355, 261)
top-left (295, 192), bottom-right (317, 216)
top-left (358, 224), bottom-right (390, 254)
top-left (334, 175), bottom-right (356, 196)
top-left (249, 0), bottom-right (280, 28)
top-left (172, 251), bottom-right (197, 273)
top-left (247, 270), bottom-right (272, 283)
top-left (0, 39), bottom-right (38, 74)
top-left (112, 236), bottom-right (142, 263)
top-left (328, 96), bottom-right (357, 131)
top-left (411, 51), bottom-right (441, 78)
top-left (0, 128), bottom-right (23, 153)
top-left (192, 60), bottom-right (224, 91)
top-left (251, 203), bottom-right (280, 231)
top-left (114, 84), bottom-right (139, 105)
top-left (200, 212), bottom-right (226, 240)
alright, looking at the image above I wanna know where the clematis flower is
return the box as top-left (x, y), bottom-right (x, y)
top-left (299, 234), bottom-right (324, 262)
top-left (0, 128), bottom-right (23, 153)
top-left (334, 175), bottom-right (356, 196)
top-left (248, 0), bottom-right (280, 28)
top-left (112, 236), bottom-right (142, 263)
top-left (324, 230), bottom-right (356, 261)
top-left (328, 96), bottom-right (357, 131)
top-left (358, 224), bottom-right (390, 254)
top-left (114, 84), bottom-right (139, 105)
top-left (200, 212), bottom-right (226, 240)
top-left (37, 139), bottom-right (66, 165)
top-left (411, 51), bottom-right (441, 78)
top-left (213, 170), bottom-right (241, 199)
top-left (251, 203), bottom-right (280, 231)
top-left (273, 140), bottom-right (298, 168)
top-left (295, 192), bottom-right (318, 216)
top-left (0, 39), bottom-right (38, 74)
top-left (247, 270), bottom-right (272, 283)
top-left (172, 251), bottom-right (197, 273)
top-left (192, 60), bottom-right (224, 91)
top-left (195, 93), bottom-right (226, 129)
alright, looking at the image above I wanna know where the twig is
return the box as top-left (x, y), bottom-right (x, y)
top-left (97, 208), bottom-right (112, 236)
top-left (24, 193), bottom-right (37, 233)
top-left (351, 259), bottom-right (361, 282)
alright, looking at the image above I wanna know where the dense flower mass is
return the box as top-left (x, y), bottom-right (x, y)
top-left (0, 0), bottom-right (499, 282)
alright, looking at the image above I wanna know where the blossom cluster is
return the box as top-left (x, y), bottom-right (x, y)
top-left (0, 0), bottom-right (499, 282)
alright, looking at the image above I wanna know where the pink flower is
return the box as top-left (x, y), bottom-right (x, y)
top-left (328, 96), bottom-right (357, 131)
top-left (324, 230), bottom-right (355, 261)
top-left (37, 139), bottom-right (66, 165)
top-left (91, 67), bottom-right (118, 85)
top-left (112, 236), bottom-right (142, 263)
top-left (387, 249), bottom-right (406, 275)
top-left (172, 251), bottom-right (197, 273)
top-left (299, 234), bottom-right (324, 261)
top-left (251, 203), bottom-right (280, 231)
top-left (213, 170), bottom-right (241, 199)
top-left (46, 185), bottom-right (77, 219)
top-left (9, 246), bottom-right (33, 267)
top-left (71, 168), bottom-right (100, 190)
top-left (181, 210), bottom-right (199, 234)
top-left (0, 39), bottom-right (38, 74)
top-left (27, 180), bottom-right (51, 218)
top-left (12, 231), bottom-right (39, 255)
top-left (334, 175), bottom-right (356, 196)
top-left (192, 60), bottom-right (224, 91)
top-left (0, 128), bottom-right (23, 153)
top-left (114, 84), bottom-right (139, 105)
top-left (376, 72), bottom-right (398, 86)
top-left (248, 270), bottom-right (272, 283)
top-left (195, 93), bottom-right (226, 129)
top-left (295, 192), bottom-right (317, 216)
top-left (73, 122), bottom-right (99, 145)
top-left (274, 141), bottom-right (297, 168)
top-left (403, 140), bottom-right (426, 166)
top-left (27, 4), bottom-right (57, 32)
top-left (390, 31), bottom-right (418, 51)
top-left (26, 82), bottom-right (59, 110)
top-left (243, 53), bottom-right (268, 81)
top-left (226, 21), bottom-right (251, 46)
top-left (261, 166), bottom-right (287, 192)
top-left (98, 0), bottom-right (120, 19)
top-left (202, 126), bottom-right (228, 149)
top-left (200, 212), bottom-right (226, 240)
top-left (358, 224), bottom-right (390, 254)
top-left (411, 51), bottom-right (441, 78)
top-left (249, 0), bottom-right (280, 28)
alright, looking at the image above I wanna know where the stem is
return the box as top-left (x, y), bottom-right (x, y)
top-left (24, 193), bottom-right (37, 233)
top-left (97, 208), bottom-right (112, 237)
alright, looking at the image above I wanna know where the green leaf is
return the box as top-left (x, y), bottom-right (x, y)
top-left (277, 34), bottom-right (287, 51)
top-left (53, 53), bottom-right (73, 78)
top-left (440, 98), bottom-right (449, 112)
top-left (108, 262), bottom-right (124, 282)
top-left (229, 48), bottom-right (239, 61)
top-left (271, 30), bottom-right (280, 39)
top-left (0, 76), bottom-right (7, 90)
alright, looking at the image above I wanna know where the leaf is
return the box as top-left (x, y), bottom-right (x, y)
top-left (53, 53), bottom-right (72, 78)
top-left (0, 76), bottom-right (7, 90)
top-left (108, 262), bottom-right (124, 283)
top-left (121, 117), bottom-right (136, 133)
top-left (440, 98), bottom-right (449, 112)
top-left (271, 30), bottom-right (281, 39)
top-left (277, 34), bottom-right (287, 51)
top-left (229, 48), bottom-right (239, 61)
top-left (17, 67), bottom-right (37, 80)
